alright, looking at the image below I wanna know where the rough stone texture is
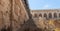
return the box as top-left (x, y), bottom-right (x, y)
top-left (32, 17), bottom-right (60, 31)
top-left (0, 0), bottom-right (11, 29)
top-left (0, 0), bottom-right (29, 31)
top-left (12, 0), bottom-right (29, 31)
top-left (0, 0), bottom-right (48, 31)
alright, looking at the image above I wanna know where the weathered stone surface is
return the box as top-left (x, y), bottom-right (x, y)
top-left (0, 0), bottom-right (11, 29)
top-left (0, 0), bottom-right (29, 31)
top-left (12, 0), bottom-right (29, 31)
top-left (0, 0), bottom-right (44, 31)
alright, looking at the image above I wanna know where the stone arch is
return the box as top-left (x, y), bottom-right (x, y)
top-left (44, 13), bottom-right (47, 18)
top-left (59, 13), bottom-right (60, 17)
top-left (54, 13), bottom-right (57, 18)
top-left (49, 13), bottom-right (52, 18)
top-left (39, 13), bottom-right (42, 17)
top-left (34, 13), bottom-right (37, 17)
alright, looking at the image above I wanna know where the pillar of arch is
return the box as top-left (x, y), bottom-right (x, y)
top-left (52, 13), bottom-right (54, 18)
top-left (42, 13), bottom-right (44, 18)
top-left (48, 13), bottom-right (52, 18)
top-left (57, 13), bottom-right (59, 18)
top-left (47, 14), bottom-right (48, 18)
top-left (54, 13), bottom-right (57, 18)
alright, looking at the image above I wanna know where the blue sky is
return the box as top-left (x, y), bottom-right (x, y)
top-left (28, 0), bottom-right (60, 10)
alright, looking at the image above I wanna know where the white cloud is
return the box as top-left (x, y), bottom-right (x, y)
top-left (43, 5), bottom-right (50, 9)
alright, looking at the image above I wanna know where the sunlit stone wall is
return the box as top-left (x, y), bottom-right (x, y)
top-left (0, 0), bottom-right (29, 31)
top-left (31, 9), bottom-right (60, 19)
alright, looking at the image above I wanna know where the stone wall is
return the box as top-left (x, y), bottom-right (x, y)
top-left (12, 0), bottom-right (29, 31)
top-left (0, 0), bottom-right (45, 31)
top-left (0, 0), bottom-right (11, 29)
top-left (0, 0), bottom-right (30, 31)
top-left (31, 9), bottom-right (60, 19)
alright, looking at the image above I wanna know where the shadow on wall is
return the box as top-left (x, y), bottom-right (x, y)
top-left (18, 18), bottom-right (44, 31)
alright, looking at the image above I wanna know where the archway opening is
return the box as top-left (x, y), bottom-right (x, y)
top-left (49, 13), bottom-right (52, 18)
top-left (34, 14), bottom-right (37, 17)
top-left (54, 13), bottom-right (57, 18)
top-left (44, 13), bottom-right (47, 18)
top-left (39, 14), bottom-right (42, 17)
top-left (59, 13), bottom-right (60, 18)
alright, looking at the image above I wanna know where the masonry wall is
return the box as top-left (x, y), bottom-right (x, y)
top-left (0, 0), bottom-right (29, 31)
top-left (31, 10), bottom-right (60, 19)
top-left (12, 0), bottom-right (29, 31)
top-left (0, 0), bottom-right (11, 29)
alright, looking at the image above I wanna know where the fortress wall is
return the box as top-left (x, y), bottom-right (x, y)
top-left (31, 10), bottom-right (60, 19)
top-left (0, 0), bottom-right (30, 31)
top-left (0, 0), bottom-right (11, 29)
